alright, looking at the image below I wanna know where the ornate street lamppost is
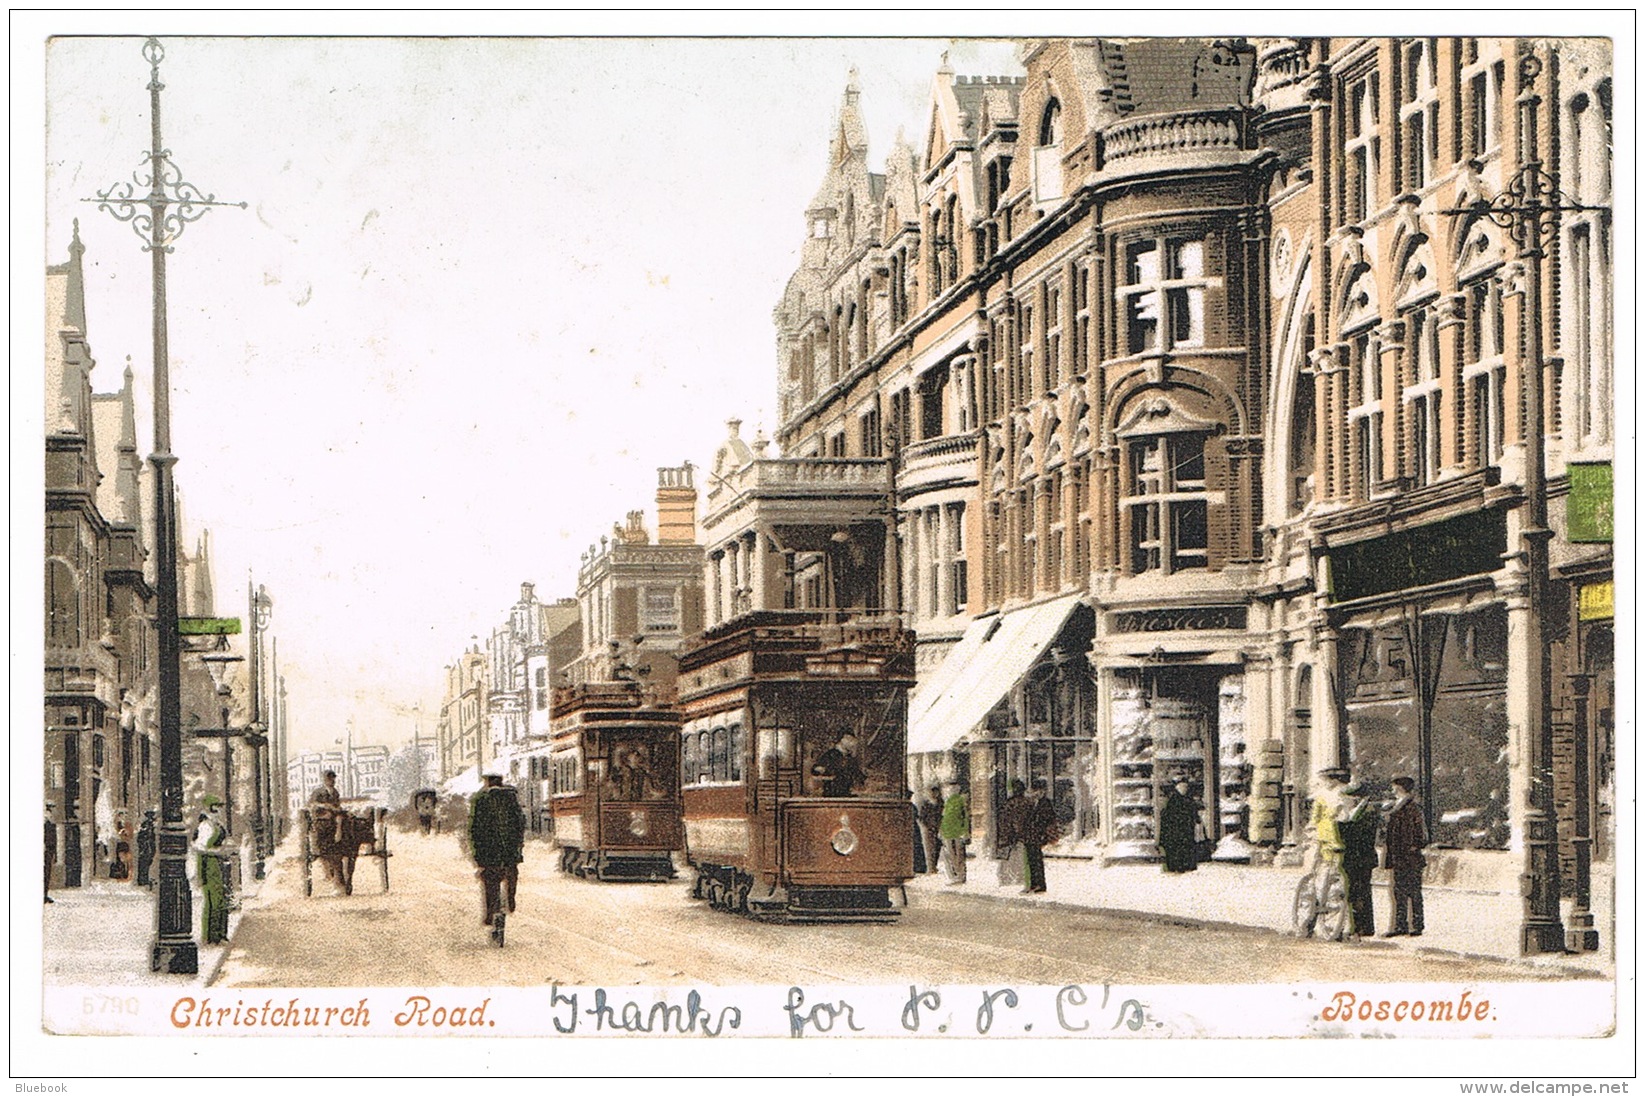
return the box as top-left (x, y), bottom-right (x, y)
top-left (86, 37), bottom-right (245, 974)
top-left (248, 582), bottom-right (273, 878)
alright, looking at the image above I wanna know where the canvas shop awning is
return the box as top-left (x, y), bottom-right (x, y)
top-left (906, 593), bottom-right (1084, 755)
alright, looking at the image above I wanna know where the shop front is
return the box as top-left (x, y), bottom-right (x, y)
top-left (1102, 660), bottom-right (1251, 863)
top-left (905, 596), bottom-right (1095, 853)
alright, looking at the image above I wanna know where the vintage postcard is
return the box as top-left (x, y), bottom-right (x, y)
top-left (16, 11), bottom-right (1634, 1085)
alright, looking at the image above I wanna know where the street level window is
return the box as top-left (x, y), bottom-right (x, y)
top-left (1122, 238), bottom-right (1207, 355)
top-left (1127, 434), bottom-right (1209, 574)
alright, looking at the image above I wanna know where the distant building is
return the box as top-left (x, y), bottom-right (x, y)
top-left (436, 646), bottom-right (488, 786)
top-left (568, 463), bottom-right (704, 696)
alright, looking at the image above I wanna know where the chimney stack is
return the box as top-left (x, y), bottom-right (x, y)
top-left (656, 462), bottom-right (698, 545)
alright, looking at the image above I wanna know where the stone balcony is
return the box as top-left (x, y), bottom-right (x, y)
top-left (1100, 108), bottom-right (1249, 172)
top-left (898, 431), bottom-right (981, 496)
top-left (702, 457), bottom-right (892, 534)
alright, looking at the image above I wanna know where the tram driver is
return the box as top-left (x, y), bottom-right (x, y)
top-left (810, 732), bottom-right (866, 797)
top-left (609, 745), bottom-right (661, 802)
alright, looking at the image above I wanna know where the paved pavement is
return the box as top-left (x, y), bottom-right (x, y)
top-left (905, 848), bottom-right (1614, 977)
top-left (42, 841), bottom-right (280, 988)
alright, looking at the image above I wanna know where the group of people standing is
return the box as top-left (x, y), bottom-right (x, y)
top-left (42, 802), bottom-right (159, 904)
top-left (1311, 767), bottom-right (1429, 939)
top-left (913, 779), bottom-right (1058, 894)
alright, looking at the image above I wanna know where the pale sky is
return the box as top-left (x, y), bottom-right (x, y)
top-left (38, 32), bottom-right (1026, 753)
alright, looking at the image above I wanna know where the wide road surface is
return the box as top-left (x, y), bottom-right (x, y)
top-left (213, 825), bottom-right (1569, 988)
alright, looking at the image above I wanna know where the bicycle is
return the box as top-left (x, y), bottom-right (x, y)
top-left (1291, 843), bottom-right (1351, 941)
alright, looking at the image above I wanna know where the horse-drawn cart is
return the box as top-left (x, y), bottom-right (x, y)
top-left (300, 802), bottom-right (392, 896)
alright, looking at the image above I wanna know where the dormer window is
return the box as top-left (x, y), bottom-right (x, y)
top-left (1032, 99), bottom-right (1064, 208)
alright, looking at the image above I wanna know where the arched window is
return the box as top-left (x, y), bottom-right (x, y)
top-left (1038, 98), bottom-right (1063, 146)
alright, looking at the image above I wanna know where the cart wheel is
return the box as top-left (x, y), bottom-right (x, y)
top-left (1316, 869), bottom-right (1350, 942)
top-left (1291, 874), bottom-right (1318, 937)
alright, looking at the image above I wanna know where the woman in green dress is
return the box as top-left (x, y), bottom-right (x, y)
top-left (193, 797), bottom-right (229, 944)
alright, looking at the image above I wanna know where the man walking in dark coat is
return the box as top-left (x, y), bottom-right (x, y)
top-left (1020, 779), bottom-right (1058, 894)
top-left (1338, 781), bottom-right (1380, 938)
top-left (135, 810), bottom-right (157, 888)
top-left (44, 803), bottom-right (57, 904)
top-left (469, 774), bottom-right (526, 928)
top-left (1382, 776), bottom-right (1427, 937)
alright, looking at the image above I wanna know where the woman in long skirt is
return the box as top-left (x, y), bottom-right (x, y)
top-left (194, 797), bottom-right (229, 944)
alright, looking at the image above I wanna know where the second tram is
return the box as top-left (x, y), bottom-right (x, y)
top-left (547, 679), bottom-right (683, 882)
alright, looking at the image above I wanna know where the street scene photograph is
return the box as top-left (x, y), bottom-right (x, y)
top-left (18, 14), bottom-right (1631, 1085)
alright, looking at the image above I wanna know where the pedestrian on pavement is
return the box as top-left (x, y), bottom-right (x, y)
top-left (996, 779), bottom-right (1027, 887)
top-left (44, 802), bottom-right (57, 904)
top-left (1310, 766), bottom-right (1350, 866)
top-left (904, 788), bottom-right (926, 874)
top-left (194, 796), bottom-right (230, 944)
top-left (1159, 778), bottom-right (1199, 873)
top-left (1020, 778), bottom-right (1058, 894)
top-left (1382, 775), bottom-right (1427, 937)
top-left (810, 732), bottom-right (866, 797)
top-left (917, 785), bottom-right (944, 875)
top-left (109, 811), bottom-right (132, 880)
top-left (1338, 780), bottom-right (1379, 939)
top-left (939, 782), bottom-right (969, 884)
top-left (135, 810), bottom-right (157, 888)
top-left (469, 774), bottom-right (526, 928)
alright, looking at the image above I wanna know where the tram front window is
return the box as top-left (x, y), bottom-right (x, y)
top-left (605, 742), bottom-right (664, 802)
top-left (810, 732), bottom-right (867, 797)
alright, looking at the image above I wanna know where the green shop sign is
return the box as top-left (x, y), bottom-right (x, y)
top-left (1329, 509), bottom-right (1508, 604)
top-left (178, 617), bottom-right (242, 636)
top-left (1567, 462), bottom-right (1613, 543)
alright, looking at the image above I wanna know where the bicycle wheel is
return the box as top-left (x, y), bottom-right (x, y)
top-left (1315, 869), bottom-right (1350, 941)
top-left (1291, 873), bottom-right (1319, 936)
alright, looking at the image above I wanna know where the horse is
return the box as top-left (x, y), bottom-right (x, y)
top-left (307, 806), bottom-right (379, 896)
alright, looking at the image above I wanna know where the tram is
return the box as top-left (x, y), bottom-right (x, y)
top-left (547, 679), bottom-right (683, 882)
top-left (676, 610), bottom-right (917, 921)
